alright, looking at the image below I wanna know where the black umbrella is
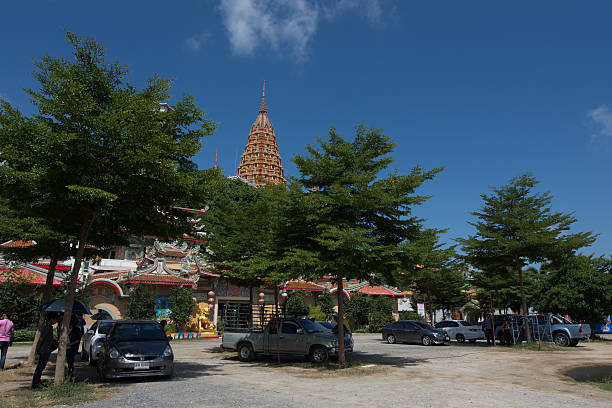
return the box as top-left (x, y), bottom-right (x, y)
top-left (36, 298), bottom-right (91, 315)
top-left (90, 311), bottom-right (111, 320)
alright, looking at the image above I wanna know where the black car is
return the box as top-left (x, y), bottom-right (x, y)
top-left (97, 320), bottom-right (174, 380)
top-left (382, 320), bottom-right (449, 346)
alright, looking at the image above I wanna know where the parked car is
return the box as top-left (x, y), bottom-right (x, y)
top-left (83, 320), bottom-right (116, 365)
top-left (550, 315), bottom-right (591, 347)
top-left (434, 320), bottom-right (485, 343)
top-left (97, 320), bottom-right (174, 380)
top-left (382, 320), bottom-right (449, 346)
top-left (222, 317), bottom-right (353, 363)
top-left (489, 314), bottom-right (591, 346)
top-left (316, 321), bottom-right (335, 331)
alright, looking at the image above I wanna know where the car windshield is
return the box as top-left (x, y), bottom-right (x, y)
top-left (413, 321), bottom-right (435, 330)
top-left (459, 321), bottom-right (473, 327)
top-left (112, 323), bottom-right (166, 341)
top-left (98, 322), bottom-right (113, 334)
top-left (316, 322), bottom-right (334, 330)
top-left (299, 319), bottom-right (324, 333)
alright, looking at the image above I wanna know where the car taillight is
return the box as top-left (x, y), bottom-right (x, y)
top-left (579, 325), bottom-right (583, 333)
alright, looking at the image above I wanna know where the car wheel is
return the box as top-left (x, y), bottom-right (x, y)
top-left (309, 345), bottom-right (329, 364)
top-left (422, 335), bottom-right (433, 346)
top-left (456, 334), bottom-right (466, 343)
top-left (97, 360), bottom-right (108, 382)
top-left (387, 334), bottom-right (396, 344)
top-left (468, 339), bottom-right (477, 343)
top-left (237, 343), bottom-right (255, 362)
top-left (553, 332), bottom-right (570, 347)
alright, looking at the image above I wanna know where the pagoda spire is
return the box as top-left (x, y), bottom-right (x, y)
top-left (259, 80), bottom-right (267, 112)
top-left (237, 81), bottom-right (285, 186)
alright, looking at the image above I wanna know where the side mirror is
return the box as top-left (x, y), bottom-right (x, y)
top-left (296, 328), bottom-right (304, 334)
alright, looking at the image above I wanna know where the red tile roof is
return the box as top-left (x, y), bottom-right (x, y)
top-left (122, 274), bottom-right (196, 286)
top-left (0, 265), bottom-right (62, 286)
top-left (89, 272), bottom-right (123, 280)
top-left (283, 281), bottom-right (325, 292)
top-left (355, 285), bottom-right (403, 297)
top-left (1, 240), bottom-right (36, 248)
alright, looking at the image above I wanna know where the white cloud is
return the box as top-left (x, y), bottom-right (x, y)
top-left (218, 0), bottom-right (385, 61)
top-left (587, 105), bottom-right (612, 141)
top-left (184, 32), bottom-right (210, 52)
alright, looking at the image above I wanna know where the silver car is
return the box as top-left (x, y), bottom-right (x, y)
top-left (97, 320), bottom-right (173, 380)
top-left (434, 320), bottom-right (485, 343)
top-left (83, 320), bottom-right (116, 364)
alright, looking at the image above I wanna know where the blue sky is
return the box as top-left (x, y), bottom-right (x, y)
top-left (2, 0), bottom-right (612, 256)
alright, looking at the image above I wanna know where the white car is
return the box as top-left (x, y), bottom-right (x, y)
top-left (434, 320), bottom-right (485, 343)
top-left (83, 320), bottom-right (116, 364)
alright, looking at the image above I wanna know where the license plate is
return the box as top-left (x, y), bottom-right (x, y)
top-left (134, 362), bottom-right (149, 370)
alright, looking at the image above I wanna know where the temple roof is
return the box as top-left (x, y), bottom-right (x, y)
top-left (283, 280), bottom-right (326, 292)
top-left (252, 80), bottom-right (273, 129)
top-left (0, 263), bottom-right (63, 286)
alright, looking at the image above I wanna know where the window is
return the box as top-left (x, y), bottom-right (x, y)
top-left (459, 321), bottom-right (473, 327)
top-left (403, 322), bottom-right (418, 329)
top-left (450, 321), bottom-right (460, 327)
top-left (435, 322), bottom-right (448, 328)
top-left (281, 322), bottom-right (299, 334)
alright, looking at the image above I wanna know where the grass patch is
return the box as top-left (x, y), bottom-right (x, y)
top-left (509, 342), bottom-right (569, 352)
top-left (0, 379), bottom-right (114, 408)
top-left (594, 375), bottom-right (612, 392)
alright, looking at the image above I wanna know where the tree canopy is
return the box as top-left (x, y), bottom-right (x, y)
top-left (458, 174), bottom-right (596, 340)
top-left (0, 32), bottom-right (214, 383)
top-left (283, 124), bottom-right (442, 365)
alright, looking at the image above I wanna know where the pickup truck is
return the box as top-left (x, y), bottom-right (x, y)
top-left (222, 318), bottom-right (353, 363)
top-left (551, 315), bottom-right (591, 347)
top-left (492, 314), bottom-right (591, 346)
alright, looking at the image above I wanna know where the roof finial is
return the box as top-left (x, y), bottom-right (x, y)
top-left (259, 80), bottom-right (267, 112)
top-left (214, 149), bottom-right (218, 168)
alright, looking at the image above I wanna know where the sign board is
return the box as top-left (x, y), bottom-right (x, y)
top-left (397, 297), bottom-right (413, 312)
top-left (417, 303), bottom-right (425, 317)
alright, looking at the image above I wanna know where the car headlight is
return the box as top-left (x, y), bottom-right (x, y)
top-left (163, 345), bottom-right (173, 357)
top-left (331, 339), bottom-right (338, 347)
top-left (109, 347), bottom-right (120, 359)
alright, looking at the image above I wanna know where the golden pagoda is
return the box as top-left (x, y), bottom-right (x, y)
top-left (237, 81), bottom-right (285, 186)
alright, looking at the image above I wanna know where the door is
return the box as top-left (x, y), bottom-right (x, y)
top-left (402, 322), bottom-right (420, 343)
top-left (277, 321), bottom-right (306, 354)
top-left (446, 321), bottom-right (460, 339)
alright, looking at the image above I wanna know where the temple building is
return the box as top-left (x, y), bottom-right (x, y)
top-left (237, 81), bottom-right (285, 186)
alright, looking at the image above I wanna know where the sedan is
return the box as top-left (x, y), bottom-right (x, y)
top-left (434, 320), bottom-right (485, 343)
top-left (382, 320), bottom-right (449, 346)
top-left (98, 320), bottom-right (173, 380)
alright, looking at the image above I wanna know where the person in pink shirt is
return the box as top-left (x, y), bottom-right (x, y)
top-left (0, 312), bottom-right (15, 370)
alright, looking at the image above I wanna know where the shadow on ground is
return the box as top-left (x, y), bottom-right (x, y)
top-left (222, 352), bottom-right (426, 368)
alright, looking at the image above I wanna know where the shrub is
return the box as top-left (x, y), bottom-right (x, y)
top-left (399, 311), bottom-right (425, 321)
top-left (317, 291), bottom-right (335, 320)
top-left (164, 323), bottom-right (177, 333)
top-left (14, 328), bottom-right (37, 342)
top-left (308, 305), bottom-right (326, 321)
top-left (368, 311), bottom-right (394, 333)
top-left (285, 292), bottom-right (309, 316)
top-left (170, 286), bottom-right (196, 331)
top-left (126, 284), bottom-right (156, 320)
top-left (345, 294), bottom-right (371, 329)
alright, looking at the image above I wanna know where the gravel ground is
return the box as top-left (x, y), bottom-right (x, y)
top-left (5, 336), bottom-right (612, 407)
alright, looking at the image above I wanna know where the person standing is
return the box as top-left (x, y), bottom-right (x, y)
top-left (32, 313), bottom-right (58, 389)
top-left (484, 315), bottom-right (493, 346)
top-left (0, 312), bottom-right (15, 370)
top-left (66, 315), bottom-right (82, 377)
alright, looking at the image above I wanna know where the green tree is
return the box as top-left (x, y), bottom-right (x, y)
top-left (317, 291), bottom-right (335, 320)
top-left (344, 293), bottom-right (372, 329)
top-left (170, 286), bottom-right (196, 330)
top-left (368, 296), bottom-right (395, 332)
top-left (0, 32), bottom-right (214, 383)
top-left (398, 229), bottom-right (467, 324)
top-left (285, 292), bottom-right (309, 316)
top-left (534, 254), bottom-right (612, 324)
top-left (458, 174), bottom-right (596, 341)
top-left (0, 269), bottom-right (40, 329)
top-left (308, 305), bottom-right (326, 321)
top-left (284, 124), bottom-right (442, 365)
top-left (126, 285), bottom-right (156, 320)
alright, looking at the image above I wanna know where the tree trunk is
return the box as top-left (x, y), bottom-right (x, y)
top-left (336, 274), bottom-right (346, 368)
top-left (516, 256), bottom-right (531, 342)
top-left (27, 251), bottom-right (60, 365)
top-left (55, 210), bottom-right (92, 385)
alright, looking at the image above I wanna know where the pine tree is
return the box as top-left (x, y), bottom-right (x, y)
top-left (458, 174), bottom-right (596, 341)
top-left (284, 124), bottom-right (442, 366)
